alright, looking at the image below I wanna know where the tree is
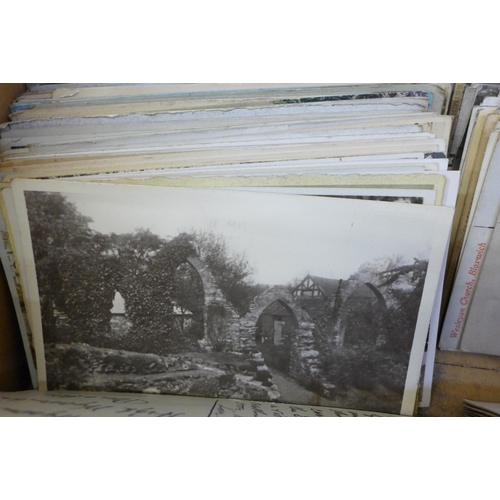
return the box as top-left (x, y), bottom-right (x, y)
top-left (348, 255), bottom-right (407, 288)
top-left (114, 231), bottom-right (199, 355)
top-left (110, 228), bottom-right (166, 321)
top-left (25, 191), bottom-right (117, 342)
top-left (342, 256), bottom-right (429, 352)
top-left (317, 256), bottom-right (430, 401)
top-left (111, 229), bottom-right (164, 263)
top-left (189, 229), bottom-right (258, 315)
top-left (375, 258), bottom-right (429, 353)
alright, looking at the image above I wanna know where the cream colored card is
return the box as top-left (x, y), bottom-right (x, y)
top-left (0, 390), bottom-right (216, 417)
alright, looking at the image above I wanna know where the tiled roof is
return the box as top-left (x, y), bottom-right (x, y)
top-left (308, 275), bottom-right (341, 298)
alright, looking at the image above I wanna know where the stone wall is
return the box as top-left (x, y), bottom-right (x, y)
top-left (289, 319), bottom-right (321, 387)
top-left (180, 260), bottom-right (392, 390)
top-left (185, 256), bottom-right (241, 351)
top-left (242, 286), bottom-right (320, 386)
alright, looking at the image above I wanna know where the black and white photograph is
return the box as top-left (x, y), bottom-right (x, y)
top-left (13, 180), bottom-right (452, 415)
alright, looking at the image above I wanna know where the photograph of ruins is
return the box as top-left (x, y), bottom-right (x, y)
top-left (22, 183), bottom-right (438, 414)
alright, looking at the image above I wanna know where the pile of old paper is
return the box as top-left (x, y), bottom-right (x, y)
top-left (439, 84), bottom-right (500, 354)
top-left (463, 399), bottom-right (500, 417)
top-left (0, 83), bottom-right (460, 416)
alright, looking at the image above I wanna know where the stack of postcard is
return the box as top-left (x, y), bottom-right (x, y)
top-left (447, 84), bottom-right (500, 171)
top-left (440, 87), bottom-right (500, 353)
top-left (463, 399), bottom-right (500, 417)
top-left (0, 83), bottom-right (459, 416)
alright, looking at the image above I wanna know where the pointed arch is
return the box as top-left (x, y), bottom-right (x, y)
top-left (364, 282), bottom-right (388, 310)
top-left (244, 286), bottom-right (310, 326)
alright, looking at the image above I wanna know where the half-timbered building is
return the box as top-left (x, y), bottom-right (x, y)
top-left (292, 275), bottom-right (341, 299)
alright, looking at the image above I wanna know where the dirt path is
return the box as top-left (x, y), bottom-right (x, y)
top-left (269, 369), bottom-right (331, 407)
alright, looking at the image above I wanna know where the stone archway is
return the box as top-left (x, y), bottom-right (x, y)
top-left (241, 287), bottom-right (320, 386)
top-left (255, 299), bottom-right (298, 374)
top-left (337, 281), bottom-right (389, 347)
top-left (183, 256), bottom-right (241, 351)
